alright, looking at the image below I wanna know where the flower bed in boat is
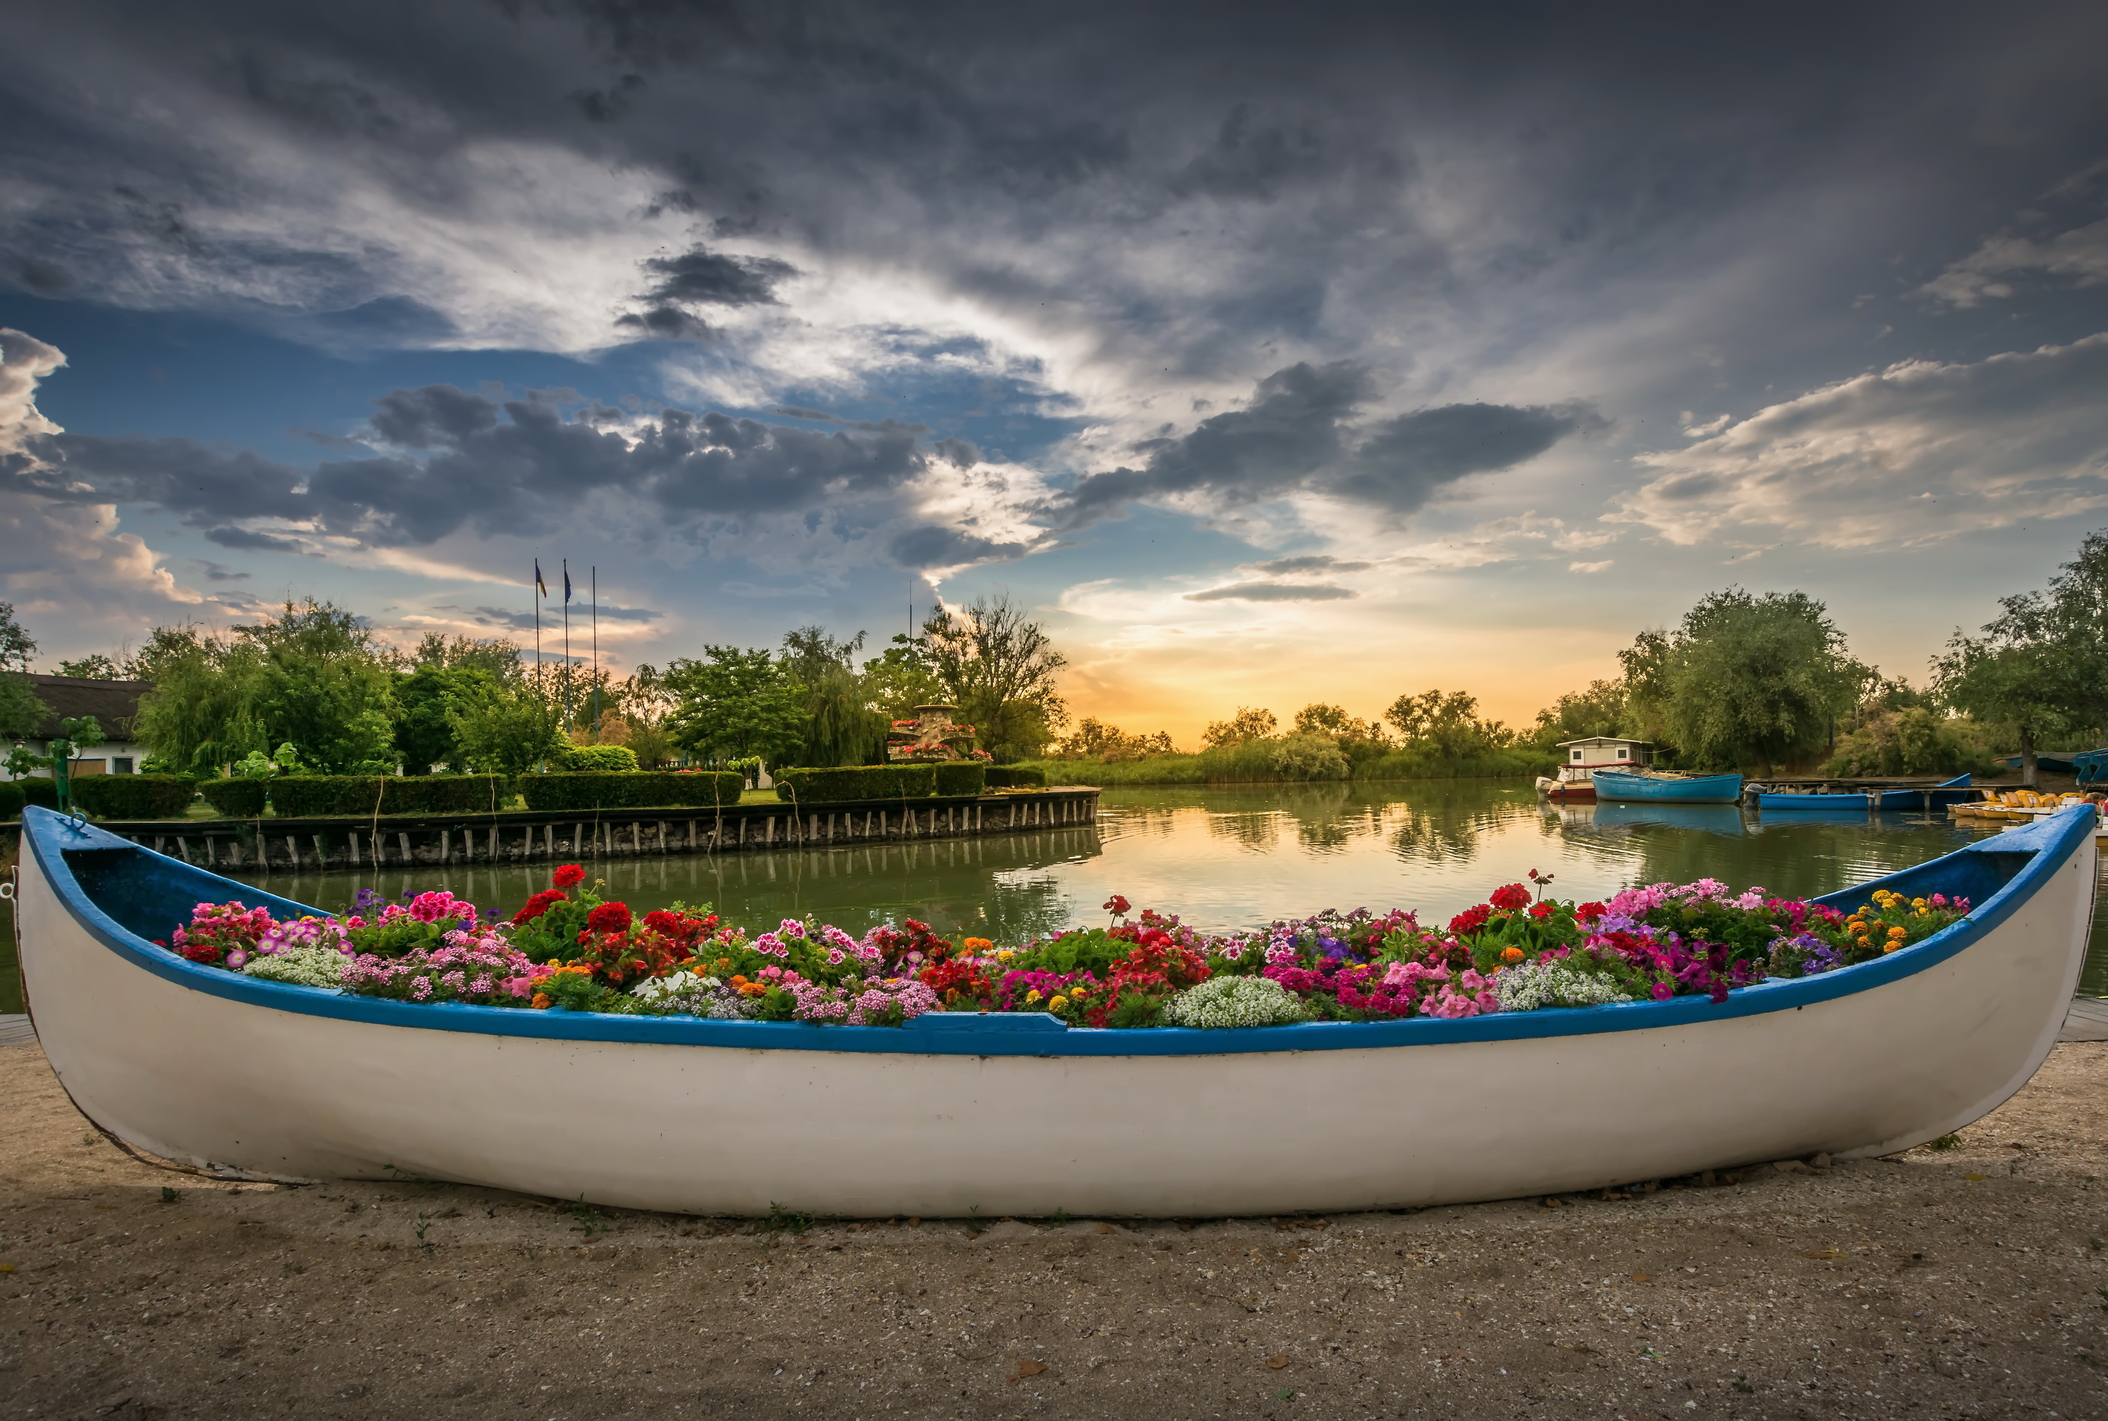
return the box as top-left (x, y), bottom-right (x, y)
top-left (157, 869), bottom-right (1969, 1028)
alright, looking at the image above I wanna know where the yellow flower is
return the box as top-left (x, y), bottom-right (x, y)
top-left (996, 949), bottom-right (1016, 963)
top-left (1911, 897), bottom-right (1927, 910)
top-left (1887, 926), bottom-right (1907, 940)
top-left (1048, 995), bottom-right (1068, 1012)
top-left (1882, 941), bottom-right (1900, 954)
top-left (1025, 989), bottom-right (1042, 1004)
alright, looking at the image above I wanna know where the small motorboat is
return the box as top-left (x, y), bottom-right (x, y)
top-left (1590, 768), bottom-right (1744, 805)
top-left (1758, 776), bottom-right (1974, 813)
top-left (12, 804), bottom-right (2096, 1218)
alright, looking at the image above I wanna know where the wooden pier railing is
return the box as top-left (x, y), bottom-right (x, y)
top-left (90, 788), bottom-right (1103, 873)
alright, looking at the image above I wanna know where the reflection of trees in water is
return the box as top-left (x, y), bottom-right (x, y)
top-left (1563, 808), bottom-right (1970, 901)
top-left (1385, 785), bottom-right (1539, 865)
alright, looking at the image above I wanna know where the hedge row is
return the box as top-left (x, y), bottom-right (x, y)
top-left (557, 744), bottom-right (640, 773)
top-left (772, 763), bottom-right (987, 802)
top-left (71, 775), bottom-right (198, 820)
top-left (983, 766), bottom-right (1048, 789)
top-left (198, 778), bottom-right (269, 817)
top-left (0, 779), bottom-right (59, 818)
top-left (269, 775), bottom-right (515, 817)
top-left (0, 781), bottom-right (22, 819)
top-left (518, 771), bottom-right (747, 812)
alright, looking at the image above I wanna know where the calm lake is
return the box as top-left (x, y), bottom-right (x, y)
top-left (8, 781), bottom-right (2105, 1010)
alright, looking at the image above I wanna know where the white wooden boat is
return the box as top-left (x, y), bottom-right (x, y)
top-left (12, 804), bottom-right (2098, 1218)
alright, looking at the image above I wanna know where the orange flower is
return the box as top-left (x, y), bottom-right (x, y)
top-left (1500, 946), bottom-right (1525, 964)
top-left (963, 937), bottom-right (994, 953)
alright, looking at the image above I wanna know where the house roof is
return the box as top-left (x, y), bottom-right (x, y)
top-left (23, 674), bottom-right (152, 741)
top-left (1554, 736), bottom-right (1652, 748)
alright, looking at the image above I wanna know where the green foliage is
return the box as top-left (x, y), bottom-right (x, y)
top-left (771, 763), bottom-right (986, 801)
top-left (984, 766), bottom-right (1048, 788)
top-left (410, 631), bottom-right (523, 682)
top-left (268, 775), bottom-right (513, 818)
top-left (516, 771), bottom-right (745, 812)
top-left (558, 743), bottom-right (640, 773)
top-left (664, 646), bottom-right (807, 766)
top-left (1384, 690), bottom-right (1514, 759)
top-left (1013, 928), bottom-right (1129, 977)
top-left (393, 664), bottom-right (488, 773)
top-left (1527, 679), bottom-right (1631, 749)
top-left (18, 778), bottom-right (58, 811)
top-left (198, 778), bottom-right (268, 816)
top-left (1202, 706), bottom-right (1277, 749)
top-left (70, 774), bottom-right (197, 819)
top-left (1822, 708), bottom-right (1997, 777)
top-left (859, 633), bottom-right (946, 720)
top-left (1623, 589), bottom-right (1869, 772)
top-left (446, 677), bottom-right (567, 776)
top-left (132, 601), bottom-right (398, 774)
top-left (920, 595), bottom-right (1068, 761)
top-left (781, 626), bottom-right (886, 766)
top-left (1266, 732), bottom-right (1351, 781)
top-left (0, 780), bottom-right (23, 819)
top-left (0, 602), bottom-right (49, 739)
top-left (1011, 739), bottom-right (1548, 785)
top-left (1052, 717), bottom-right (1177, 760)
top-left (54, 653), bottom-right (121, 679)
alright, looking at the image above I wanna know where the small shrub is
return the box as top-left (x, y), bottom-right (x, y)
top-left (71, 774), bottom-right (198, 820)
top-left (773, 764), bottom-right (993, 802)
top-left (0, 780), bottom-right (23, 819)
top-left (1925, 1132), bottom-right (1963, 1152)
top-left (198, 778), bottom-right (269, 817)
top-left (559, 744), bottom-right (640, 773)
top-left (983, 766), bottom-right (1048, 789)
top-left (517, 771), bottom-right (745, 813)
top-left (19, 778), bottom-right (59, 811)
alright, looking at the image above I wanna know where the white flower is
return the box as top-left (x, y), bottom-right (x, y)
top-left (1163, 975), bottom-right (1310, 1029)
top-left (631, 969), bottom-right (709, 1003)
top-left (1493, 962), bottom-right (1636, 1012)
top-left (241, 944), bottom-right (349, 991)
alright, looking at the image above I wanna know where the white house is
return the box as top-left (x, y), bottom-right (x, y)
top-left (5, 675), bottom-right (154, 779)
top-left (1555, 736), bottom-right (1653, 770)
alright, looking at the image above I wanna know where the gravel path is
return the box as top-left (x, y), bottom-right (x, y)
top-left (4, 1040), bottom-right (2107, 1419)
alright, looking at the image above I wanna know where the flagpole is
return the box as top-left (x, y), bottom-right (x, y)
top-left (562, 558), bottom-right (571, 735)
top-left (533, 558), bottom-right (543, 690)
top-left (590, 566), bottom-right (599, 744)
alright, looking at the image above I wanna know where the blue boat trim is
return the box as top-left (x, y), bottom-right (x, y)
top-left (20, 805), bottom-right (2092, 1059)
top-left (1590, 769), bottom-right (1744, 805)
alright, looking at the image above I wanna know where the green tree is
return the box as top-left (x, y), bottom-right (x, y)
top-left (920, 595), bottom-right (1069, 762)
top-left (55, 653), bottom-right (121, 679)
top-left (1383, 690), bottom-right (1511, 759)
top-left (780, 626), bottom-right (885, 766)
top-left (664, 646), bottom-right (807, 767)
top-left (1625, 589), bottom-right (1869, 772)
top-left (1292, 703), bottom-right (1390, 761)
top-left (393, 664), bottom-right (489, 773)
top-left (621, 664), bottom-right (678, 769)
top-left (1202, 707), bottom-right (1278, 749)
top-left (411, 632), bottom-right (524, 683)
top-left (1932, 589), bottom-right (2087, 788)
top-left (0, 603), bottom-right (48, 739)
top-left (1528, 679), bottom-right (1630, 749)
top-left (860, 634), bottom-right (946, 721)
top-left (447, 677), bottom-right (567, 776)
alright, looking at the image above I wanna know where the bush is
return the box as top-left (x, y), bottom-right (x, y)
top-left (1822, 709), bottom-right (1998, 778)
top-left (558, 744), bottom-right (640, 773)
top-left (983, 766), bottom-right (1048, 789)
top-left (517, 771), bottom-right (746, 812)
top-left (71, 774), bottom-right (198, 820)
top-left (198, 778), bottom-right (269, 817)
top-left (773, 764), bottom-right (989, 801)
top-left (270, 775), bottom-right (515, 818)
top-left (0, 780), bottom-right (23, 820)
top-left (1266, 733), bottom-right (1351, 782)
top-left (20, 778), bottom-right (59, 811)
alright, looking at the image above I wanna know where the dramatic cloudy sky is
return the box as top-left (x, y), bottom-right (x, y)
top-left (3, 0), bottom-right (2106, 741)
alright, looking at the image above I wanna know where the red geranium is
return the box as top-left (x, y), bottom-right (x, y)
top-left (585, 901), bottom-right (632, 935)
top-left (1575, 902), bottom-right (1607, 923)
top-left (641, 909), bottom-right (717, 948)
top-left (1103, 894), bottom-right (1131, 917)
top-left (552, 864), bottom-right (586, 889)
top-left (1528, 902), bottom-right (1554, 920)
top-left (1488, 883), bottom-right (1531, 913)
top-left (512, 888), bottom-right (567, 925)
top-left (1448, 904), bottom-right (1492, 937)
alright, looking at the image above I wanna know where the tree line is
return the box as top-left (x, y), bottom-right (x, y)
top-left (0, 594), bottom-right (1070, 778)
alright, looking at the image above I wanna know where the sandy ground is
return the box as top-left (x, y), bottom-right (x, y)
top-left (3, 1043), bottom-right (2107, 1421)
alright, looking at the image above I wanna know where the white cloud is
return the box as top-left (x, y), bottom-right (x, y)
top-left (1614, 333), bottom-right (2108, 550)
top-left (1568, 559), bottom-right (1613, 574)
top-left (1921, 217), bottom-right (2108, 307)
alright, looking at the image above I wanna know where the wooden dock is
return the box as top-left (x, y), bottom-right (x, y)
top-left (79, 787), bottom-right (1103, 872)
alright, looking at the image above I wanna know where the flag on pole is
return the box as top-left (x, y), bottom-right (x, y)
top-left (564, 566), bottom-right (573, 603)
top-left (535, 559), bottom-right (547, 598)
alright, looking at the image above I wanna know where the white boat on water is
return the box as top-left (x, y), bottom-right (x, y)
top-left (11, 804), bottom-right (2098, 1218)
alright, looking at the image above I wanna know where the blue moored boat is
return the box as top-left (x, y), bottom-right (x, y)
top-left (1589, 768), bottom-right (1743, 804)
top-left (1760, 773), bottom-right (1974, 813)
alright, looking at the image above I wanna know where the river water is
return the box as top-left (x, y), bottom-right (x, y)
top-left (89, 779), bottom-right (2105, 998)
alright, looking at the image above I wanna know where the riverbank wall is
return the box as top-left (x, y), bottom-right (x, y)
top-left (77, 787), bottom-right (1102, 872)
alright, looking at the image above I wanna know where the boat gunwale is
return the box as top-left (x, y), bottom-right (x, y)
top-left (19, 804), bottom-right (2093, 1059)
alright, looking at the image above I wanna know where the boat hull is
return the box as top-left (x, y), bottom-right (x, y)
top-left (14, 806), bottom-right (2096, 1217)
top-left (1591, 770), bottom-right (1745, 804)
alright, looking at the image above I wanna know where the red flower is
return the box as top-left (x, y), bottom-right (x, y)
top-left (1528, 902), bottom-right (1554, 920)
top-left (1575, 902), bottom-right (1607, 922)
top-left (1448, 904), bottom-right (1492, 938)
top-left (1103, 894), bottom-right (1131, 916)
top-left (511, 888), bottom-right (567, 925)
top-left (552, 864), bottom-right (586, 889)
top-left (1488, 883), bottom-right (1531, 913)
top-left (585, 901), bottom-right (632, 935)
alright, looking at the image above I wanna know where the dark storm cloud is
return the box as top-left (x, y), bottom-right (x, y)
top-left (6, 384), bottom-right (948, 551)
top-left (886, 524), bottom-right (1032, 570)
top-left (636, 246), bottom-right (796, 307)
top-left (1045, 362), bottom-right (1597, 528)
top-left (1184, 582), bottom-right (1356, 602)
